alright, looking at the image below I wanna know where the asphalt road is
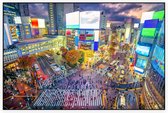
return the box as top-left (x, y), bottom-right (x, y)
top-left (37, 56), bottom-right (55, 76)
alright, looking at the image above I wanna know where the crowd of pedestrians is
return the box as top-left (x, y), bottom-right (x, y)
top-left (33, 89), bottom-right (103, 109)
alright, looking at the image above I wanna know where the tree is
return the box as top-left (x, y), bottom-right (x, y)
top-left (111, 41), bottom-right (118, 47)
top-left (60, 46), bottom-right (68, 58)
top-left (17, 56), bottom-right (35, 70)
top-left (109, 47), bottom-right (116, 55)
top-left (3, 68), bottom-right (17, 80)
top-left (122, 43), bottom-right (130, 51)
top-left (78, 51), bottom-right (84, 64)
top-left (65, 50), bottom-right (81, 65)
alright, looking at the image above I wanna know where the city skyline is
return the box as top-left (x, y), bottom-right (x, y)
top-left (3, 3), bottom-right (165, 110)
top-left (29, 3), bottom-right (164, 23)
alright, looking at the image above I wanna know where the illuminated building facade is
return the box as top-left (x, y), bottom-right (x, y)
top-left (4, 36), bottom-right (66, 64)
top-left (16, 36), bottom-right (66, 56)
top-left (3, 3), bottom-right (20, 48)
top-left (135, 10), bottom-right (165, 109)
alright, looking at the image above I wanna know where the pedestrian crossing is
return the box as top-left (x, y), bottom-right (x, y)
top-left (33, 89), bottom-right (102, 108)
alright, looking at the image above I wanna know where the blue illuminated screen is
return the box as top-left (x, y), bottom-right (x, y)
top-left (136, 58), bottom-right (147, 69)
top-left (136, 44), bottom-right (150, 56)
top-left (153, 45), bottom-right (164, 64)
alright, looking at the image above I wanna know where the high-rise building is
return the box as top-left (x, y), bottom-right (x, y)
top-left (133, 10), bottom-right (165, 109)
top-left (3, 3), bottom-right (20, 24)
top-left (19, 4), bottom-right (29, 16)
top-left (124, 18), bottom-right (133, 44)
top-left (48, 3), bottom-right (74, 35)
top-left (48, 3), bottom-right (56, 35)
top-left (55, 4), bottom-right (64, 35)
top-left (3, 3), bottom-right (21, 49)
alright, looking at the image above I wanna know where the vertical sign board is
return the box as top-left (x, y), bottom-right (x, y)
top-left (9, 25), bottom-right (18, 41)
top-left (31, 18), bottom-right (39, 28)
top-left (75, 36), bottom-right (79, 46)
top-left (24, 24), bottom-right (32, 39)
top-left (94, 42), bottom-right (99, 51)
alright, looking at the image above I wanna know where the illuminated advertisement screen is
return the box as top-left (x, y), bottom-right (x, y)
top-left (143, 19), bottom-right (159, 28)
top-left (153, 10), bottom-right (164, 21)
top-left (9, 25), bottom-right (18, 40)
top-left (94, 42), bottom-right (99, 51)
top-left (80, 11), bottom-right (100, 29)
top-left (135, 44), bottom-right (150, 56)
top-left (134, 66), bottom-right (144, 73)
top-left (23, 24), bottom-right (31, 38)
top-left (66, 11), bottom-right (80, 28)
top-left (32, 28), bottom-right (39, 36)
top-left (14, 16), bottom-right (22, 24)
top-left (141, 28), bottom-right (156, 37)
top-left (85, 30), bottom-right (94, 34)
top-left (136, 58), bottom-right (147, 69)
top-left (152, 45), bottom-right (164, 77)
top-left (38, 19), bottom-right (45, 28)
top-left (140, 11), bottom-right (154, 23)
top-left (31, 18), bottom-right (38, 28)
top-left (85, 30), bottom-right (94, 40)
top-left (134, 23), bottom-right (139, 28)
top-left (94, 30), bottom-right (99, 41)
top-left (152, 45), bottom-right (164, 64)
top-left (21, 17), bottom-right (31, 24)
top-left (16, 26), bottom-right (21, 37)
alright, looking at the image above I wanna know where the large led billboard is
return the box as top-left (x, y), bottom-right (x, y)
top-left (153, 10), bottom-right (164, 21)
top-left (153, 45), bottom-right (164, 64)
top-left (134, 66), bottom-right (144, 73)
top-left (143, 19), bottom-right (159, 28)
top-left (31, 18), bottom-right (38, 28)
top-left (134, 23), bottom-right (139, 28)
top-left (38, 19), bottom-right (45, 28)
top-left (80, 11), bottom-right (100, 29)
top-left (152, 45), bottom-right (164, 77)
top-left (94, 30), bottom-right (99, 41)
top-left (14, 16), bottom-right (22, 24)
top-left (66, 11), bottom-right (80, 29)
top-left (136, 58), bottom-right (147, 69)
top-left (21, 17), bottom-right (31, 24)
top-left (9, 25), bottom-right (18, 41)
top-left (32, 28), bottom-right (39, 36)
top-left (135, 44), bottom-right (150, 56)
top-left (140, 11), bottom-right (154, 23)
top-left (141, 28), bottom-right (156, 37)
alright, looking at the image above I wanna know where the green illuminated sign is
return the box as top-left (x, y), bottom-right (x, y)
top-left (86, 37), bottom-right (94, 40)
top-left (141, 28), bottom-right (156, 37)
top-left (153, 10), bottom-right (164, 21)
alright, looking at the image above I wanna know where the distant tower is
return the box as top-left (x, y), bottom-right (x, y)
top-left (19, 3), bottom-right (30, 16)
top-left (48, 3), bottom-right (74, 35)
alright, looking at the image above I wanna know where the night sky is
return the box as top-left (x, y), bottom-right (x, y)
top-left (28, 3), bottom-right (164, 23)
